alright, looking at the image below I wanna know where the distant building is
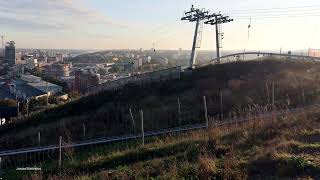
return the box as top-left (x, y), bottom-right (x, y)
top-left (75, 70), bottom-right (100, 93)
top-left (44, 63), bottom-right (70, 79)
top-left (15, 52), bottom-right (22, 64)
top-left (12, 75), bottom-right (63, 100)
top-left (133, 58), bottom-right (143, 68)
top-left (158, 58), bottom-right (169, 65)
top-left (4, 41), bottom-right (16, 66)
top-left (56, 54), bottom-right (63, 62)
top-left (0, 51), bottom-right (4, 64)
top-left (143, 56), bottom-right (152, 64)
top-left (26, 56), bottom-right (38, 69)
top-left (61, 76), bottom-right (75, 91)
top-left (179, 48), bottom-right (182, 56)
top-left (7, 64), bottom-right (25, 77)
top-left (308, 49), bottom-right (320, 57)
top-left (47, 56), bottom-right (58, 63)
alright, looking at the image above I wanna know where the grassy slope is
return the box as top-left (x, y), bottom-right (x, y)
top-left (8, 102), bottom-right (320, 179)
top-left (2, 59), bottom-right (320, 150)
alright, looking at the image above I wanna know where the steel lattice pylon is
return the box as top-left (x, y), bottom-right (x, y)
top-left (182, 5), bottom-right (234, 68)
top-left (181, 5), bottom-right (209, 69)
top-left (205, 13), bottom-right (233, 64)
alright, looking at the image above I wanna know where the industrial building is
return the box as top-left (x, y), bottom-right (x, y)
top-left (11, 75), bottom-right (63, 100)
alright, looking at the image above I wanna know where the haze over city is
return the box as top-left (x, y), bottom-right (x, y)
top-left (1, 0), bottom-right (320, 50)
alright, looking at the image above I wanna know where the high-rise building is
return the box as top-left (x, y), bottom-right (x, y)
top-left (75, 70), bottom-right (100, 93)
top-left (0, 51), bottom-right (4, 65)
top-left (5, 41), bottom-right (16, 66)
top-left (15, 52), bottom-right (22, 64)
top-left (133, 58), bottom-right (143, 68)
top-left (178, 48), bottom-right (182, 57)
top-left (56, 54), bottom-right (63, 62)
top-left (47, 56), bottom-right (58, 63)
top-left (26, 56), bottom-right (38, 69)
top-left (44, 63), bottom-right (70, 79)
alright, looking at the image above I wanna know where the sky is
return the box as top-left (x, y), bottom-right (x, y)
top-left (1, 0), bottom-right (320, 51)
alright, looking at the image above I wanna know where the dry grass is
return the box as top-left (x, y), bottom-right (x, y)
top-left (5, 60), bottom-right (320, 179)
top-left (10, 106), bottom-right (318, 180)
top-left (4, 60), bottom-right (320, 151)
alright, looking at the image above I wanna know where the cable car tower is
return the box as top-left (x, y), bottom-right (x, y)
top-left (181, 5), bottom-right (209, 69)
top-left (205, 13), bottom-right (233, 64)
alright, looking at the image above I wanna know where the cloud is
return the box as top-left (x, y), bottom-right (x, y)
top-left (0, 16), bottom-right (68, 30)
top-left (0, 0), bottom-right (127, 31)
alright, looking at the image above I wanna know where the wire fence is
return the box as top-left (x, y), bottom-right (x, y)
top-left (0, 103), bottom-right (315, 176)
top-left (3, 82), bottom-right (319, 146)
top-left (1, 79), bottom-right (320, 175)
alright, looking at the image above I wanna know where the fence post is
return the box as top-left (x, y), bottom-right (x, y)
top-left (220, 91), bottom-right (223, 120)
top-left (129, 108), bottom-right (135, 127)
top-left (178, 98), bottom-right (182, 125)
top-left (302, 89), bottom-right (305, 105)
top-left (272, 81), bottom-right (275, 110)
top-left (46, 92), bottom-right (49, 107)
top-left (266, 81), bottom-right (270, 105)
top-left (17, 102), bottom-right (20, 119)
top-left (59, 136), bottom-right (62, 169)
top-left (140, 110), bottom-right (144, 146)
top-left (38, 131), bottom-right (41, 147)
top-left (203, 96), bottom-right (209, 128)
top-left (26, 99), bottom-right (29, 116)
top-left (82, 122), bottom-right (86, 138)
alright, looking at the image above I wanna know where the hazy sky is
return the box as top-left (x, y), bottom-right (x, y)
top-left (1, 0), bottom-right (320, 51)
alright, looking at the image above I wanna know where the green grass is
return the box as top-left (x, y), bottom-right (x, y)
top-left (4, 105), bottom-right (320, 179)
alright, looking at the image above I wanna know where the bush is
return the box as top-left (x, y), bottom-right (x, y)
top-left (249, 154), bottom-right (320, 178)
top-left (178, 163), bottom-right (199, 179)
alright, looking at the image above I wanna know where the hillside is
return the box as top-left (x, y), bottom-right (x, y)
top-left (5, 103), bottom-right (320, 179)
top-left (65, 51), bottom-right (112, 64)
top-left (2, 59), bottom-right (320, 151)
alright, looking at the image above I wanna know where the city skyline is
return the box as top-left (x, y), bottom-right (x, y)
top-left (1, 0), bottom-right (320, 50)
